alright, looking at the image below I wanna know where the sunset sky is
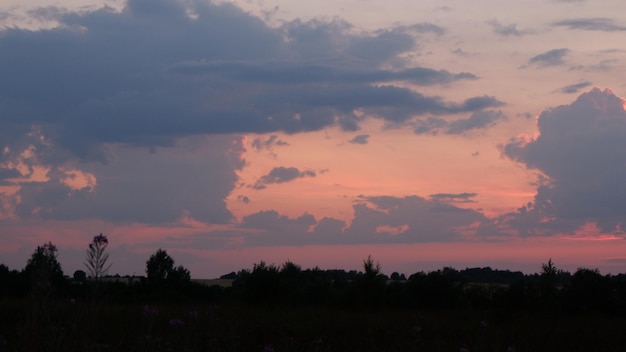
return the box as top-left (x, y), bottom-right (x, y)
top-left (2, 0), bottom-right (626, 278)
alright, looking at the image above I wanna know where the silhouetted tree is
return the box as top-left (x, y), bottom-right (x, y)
top-left (73, 270), bottom-right (87, 282)
top-left (168, 265), bottom-right (191, 285)
top-left (0, 264), bottom-right (26, 297)
top-left (566, 268), bottom-right (612, 312)
top-left (363, 255), bottom-right (382, 279)
top-left (355, 255), bottom-right (386, 307)
top-left (145, 249), bottom-right (191, 287)
top-left (23, 242), bottom-right (65, 295)
top-left (541, 259), bottom-right (558, 283)
top-left (0, 264), bottom-right (22, 297)
top-left (281, 260), bottom-right (302, 276)
top-left (146, 249), bottom-right (174, 284)
top-left (539, 258), bottom-right (562, 311)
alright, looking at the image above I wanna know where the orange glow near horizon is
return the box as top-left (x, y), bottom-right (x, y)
top-left (227, 119), bottom-right (538, 225)
top-left (178, 235), bottom-right (626, 278)
top-left (1, 208), bottom-right (626, 279)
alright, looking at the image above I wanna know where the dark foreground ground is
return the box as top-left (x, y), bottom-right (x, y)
top-left (2, 299), bottom-right (626, 352)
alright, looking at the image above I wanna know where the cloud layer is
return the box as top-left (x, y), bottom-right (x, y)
top-left (0, 0), bottom-right (498, 164)
top-left (503, 88), bottom-right (626, 234)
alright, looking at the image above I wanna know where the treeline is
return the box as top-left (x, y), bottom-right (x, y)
top-left (222, 258), bottom-right (626, 314)
top-left (3, 239), bottom-right (626, 315)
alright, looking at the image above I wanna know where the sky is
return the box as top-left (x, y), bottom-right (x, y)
top-left (2, 0), bottom-right (626, 278)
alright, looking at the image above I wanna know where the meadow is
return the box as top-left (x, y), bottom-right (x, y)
top-left (2, 295), bottom-right (626, 351)
top-left (3, 243), bottom-right (626, 351)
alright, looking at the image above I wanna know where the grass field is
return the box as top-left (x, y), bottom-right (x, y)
top-left (2, 297), bottom-right (626, 351)
top-left (192, 279), bottom-right (234, 287)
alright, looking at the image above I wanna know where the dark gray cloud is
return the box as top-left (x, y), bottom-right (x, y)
top-left (253, 166), bottom-right (316, 190)
top-left (413, 117), bottom-right (448, 135)
top-left (236, 195), bottom-right (493, 246)
top-left (569, 59), bottom-right (618, 73)
top-left (488, 20), bottom-right (529, 37)
top-left (558, 81), bottom-right (593, 94)
top-left (237, 195), bottom-right (250, 204)
top-left (527, 48), bottom-right (570, 67)
top-left (447, 110), bottom-right (506, 134)
top-left (452, 48), bottom-right (473, 57)
top-left (11, 135), bottom-right (244, 224)
top-left (430, 193), bottom-right (478, 203)
top-left (251, 135), bottom-right (289, 152)
top-left (170, 61), bottom-right (477, 86)
top-left (553, 18), bottom-right (626, 31)
top-left (413, 110), bottom-right (506, 135)
top-left (457, 96), bottom-right (505, 111)
top-left (349, 134), bottom-right (370, 145)
top-left (242, 210), bottom-right (316, 230)
top-left (502, 88), bottom-right (626, 235)
top-left (0, 0), bottom-right (497, 165)
top-left (0, 168), bottom-right (21, 181)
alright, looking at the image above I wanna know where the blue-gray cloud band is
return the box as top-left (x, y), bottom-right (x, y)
top-left (0, 0), bottom-right (501, 163)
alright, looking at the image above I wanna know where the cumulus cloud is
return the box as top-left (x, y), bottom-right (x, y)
top-left (9, 135), bottom-right (244, 224)
top-left (0, 0), bottom-right (499, 164)
top-left (502, 88), bottom-right (626, 235)
top-left (553, 18), bottom-right (626, 31)
top-left (0, 0), bottom-right (506, 226)
top-left (526, 48), bottom-right (570, 68)
top-left (253, 167), bottom-right (316, 190)
top-left (235, 195), bottom-right (493, 246)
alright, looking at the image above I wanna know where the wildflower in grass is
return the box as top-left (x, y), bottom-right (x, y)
top-left (185, 310), bottom-right (198, 321)
top-left (85, 233), bottom-right (112, 280)
top-left (263, 344), bottom-right (275, 352)
top-left (143, 305), bottom-right (159, 319)
top-left (169, 319), bottom-right (184, 328)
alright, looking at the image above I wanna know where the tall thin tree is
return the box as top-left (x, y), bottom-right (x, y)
top-left (85, 234), bottom-right (112, 280)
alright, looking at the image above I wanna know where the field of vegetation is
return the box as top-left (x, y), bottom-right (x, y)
top-left (2, 237), bottom-right (626, 351)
